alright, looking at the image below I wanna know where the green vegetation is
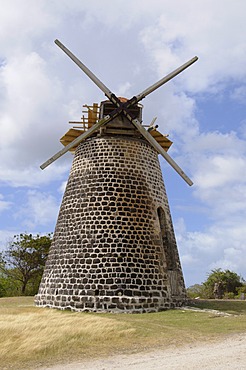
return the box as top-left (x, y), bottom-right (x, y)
top-left (0, 297), bottom-right (246, 369)
top-left (0, 233), bottom-right (245, 369)
top-left (0, 233), bottom-right (52, 296)
top-left (1, 233), bottom-right (245, 303)
top-left (187, 269), bottom-right (245, 299)
top-left (190, 299), bottom-right (246, 315)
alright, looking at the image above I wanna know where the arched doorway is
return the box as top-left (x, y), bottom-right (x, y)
top-left (157, 207), bottom-right (179, 295)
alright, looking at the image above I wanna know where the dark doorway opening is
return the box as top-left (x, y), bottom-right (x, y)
top-left (157, 207), bottom-right (176, 270)
top-left (157, 207), bottom-right (180, 295)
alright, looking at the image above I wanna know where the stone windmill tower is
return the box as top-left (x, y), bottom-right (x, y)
top-left (35, 40), bottom-right (198, 312)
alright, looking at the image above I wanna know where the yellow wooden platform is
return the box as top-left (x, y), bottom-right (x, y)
top-left (60, 126), bottom-right (172, 153)
top-left (60, 102), bottom-right (172, 153)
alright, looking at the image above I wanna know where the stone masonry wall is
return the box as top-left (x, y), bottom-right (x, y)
top-left (35, 135), bottom-right (186, 312)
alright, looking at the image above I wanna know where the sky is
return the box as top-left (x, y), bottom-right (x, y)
top-left (0, 0), bottom-right (246, 287)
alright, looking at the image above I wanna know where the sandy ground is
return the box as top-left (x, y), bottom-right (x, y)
top-left (43, 333), bottom-right (246, 370)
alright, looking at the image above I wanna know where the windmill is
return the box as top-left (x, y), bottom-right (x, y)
top-left (35, 40), bottom-right (198, 312)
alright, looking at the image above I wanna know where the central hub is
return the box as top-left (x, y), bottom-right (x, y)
top-left (100, 99), bottom-right (143, 128)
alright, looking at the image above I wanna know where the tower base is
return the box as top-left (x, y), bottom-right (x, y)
top-left (35, 294), bottom-right (186, 313)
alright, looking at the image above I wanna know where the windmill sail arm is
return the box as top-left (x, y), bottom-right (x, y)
top-left (51, 39), bottom-right (195, 185)
top-left (55, 40), bottom-right (129, 108)
top-left (40, 115), bottom-right (110, 170)
top-left (55, 39), bottom-right (113, 100)
top-left (55, 39), bottom-right (197, 109)
top-left (131, 118), bottom-right (193, 186)
top-left (135, 56), bottom-right (198, 103)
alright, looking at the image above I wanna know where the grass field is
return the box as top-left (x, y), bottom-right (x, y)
top-left (0, 297), bottom-right (246, 369)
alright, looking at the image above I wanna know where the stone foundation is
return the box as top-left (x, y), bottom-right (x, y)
top-left (35, 135), bottom-right (186, 312)
top-left (36, 295), bottom-right (186, 313)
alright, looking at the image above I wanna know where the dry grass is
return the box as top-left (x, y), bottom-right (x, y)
top-left (0, 298), bottom-right (133, 369)
top-left (0, 297), bottom-right (246, 369)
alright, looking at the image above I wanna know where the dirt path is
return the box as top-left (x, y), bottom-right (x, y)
top-left (43, 333), bottom-right (246, 370)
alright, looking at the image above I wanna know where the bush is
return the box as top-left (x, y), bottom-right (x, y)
top-left (203, 269), bottom-right (243, 299)
top-left (186, 284), bottom-right (207, 299)
top-left (224, 292), bottom-right (235, 299)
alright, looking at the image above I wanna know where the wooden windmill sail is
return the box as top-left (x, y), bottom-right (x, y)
top-left (35, 40), bottom-right (198, 312)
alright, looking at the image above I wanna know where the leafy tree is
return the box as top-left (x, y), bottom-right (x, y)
top-left (203, 268), bottom-right (243, 299)
top-left (236, 283), bottom-right (246, 298)
top-left (0, 278), bottom-right (5, 297)
top-left (0, 233), bottom-right (52, 296)
top-left (0, 272), bottom-right (21, 297)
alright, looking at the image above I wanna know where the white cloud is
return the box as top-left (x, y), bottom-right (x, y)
top-left (231, 85), bottom-right (246, 104)
top-left (0, 194), bottom-right (12, 213)
top-left (0, 163), bottom-right (70, 188)
top-left (0, 0), bottom-right (246, 287)
top-left (0, 48), bottom-right (75, 186)
top-left (114, 82), bottom-right (132, 98)
top-left (0, 230), bottom-right (16, 251)
top-left (174, 118), bottom-right (246, 286)
top-left (139, 0), bottom-right (246, 93)
top-left (15, 190), bottom-right (60, 229)
top-left (194, 155), bottom-right (246, 189)
top-left (158, 88), bottom-right (198, 137)
top-left (1, 53), bottom-right (56, 144)
top-left (177, 218), bottom-right (246, 286)
top-left (1, 0), bottom-right (244, 187)
top-left (183, 130), bottom-right (246, 222)
top-left (0, 1), bottom-right (58, 57)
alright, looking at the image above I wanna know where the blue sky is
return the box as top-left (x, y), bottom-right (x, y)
top-left (0, 0), bottom-right (246, 287)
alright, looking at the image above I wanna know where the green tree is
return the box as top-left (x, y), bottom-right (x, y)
top-left (203, 268), bottom-right (243, 299)
top-left (0, 272), bottom-right (21, 297)
top-left (0, 233), bottom-right (52, 296)
top-left (0, 277), bottom-right (6, 297)
top-left (236, 281), bottom-right (246, 298)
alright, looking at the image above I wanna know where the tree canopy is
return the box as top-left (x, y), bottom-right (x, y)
top-left (204, 268), bottom-right (243, 297)
top-left (0, 233), bottom-right (52, 296)
top-left (187, 269), bottom-right (245, 299)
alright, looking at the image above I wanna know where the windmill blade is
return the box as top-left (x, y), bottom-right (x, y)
top-left (55, 39), bottom-right (113, 100)
top-left (52, 39), bottom-right (194, 184)
top-left (135, 56), bottom-right (198, 103)
top-left (55, 39), bottom-right (198, 110)
top-left (40, 115), bottom-right (111, 169)
top-left (130, 117), bottom-right (193, 186)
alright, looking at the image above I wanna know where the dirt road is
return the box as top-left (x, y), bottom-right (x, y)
top-left (43, 333), bottom-right (246, 370)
